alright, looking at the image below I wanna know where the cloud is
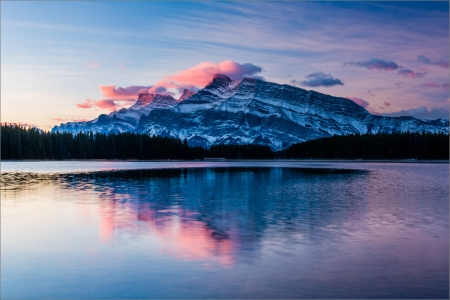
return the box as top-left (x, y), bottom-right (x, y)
top-left (176, 85), bottom-right (199, 94)
top-left (346, 96), bottom-right (369, 108)
top-left (417, 54), bottom-right (449, 68)
top-left (442, 83), bottom-right (449, 89)
top-left (150, 86), bottom-right (172, 95)
top-left (292, 71), bottom-right (344, 87)
top-left (397, 69), bottom-right (425, 78)
top-left (97, 61), bottom-right (262, 102)
top-left (422, 82), bottom-right (441, 88)
top-left (51, 118), bottom-right (66, 122)
top-left (158, 60), bottom-right (263, 88)
top-left (76, 99), bottom-right (94, 109)
top-left (434, 62), bottom-right (450, 68)
top-left (417, 55), bottom-right (431, 64)
top-left (384, 102), bottom-right (391, 106)
top-left (87, 61), bottom-right (99, 69)
top-left (75, 98), bottom-right (122, 112)
top-left (99, 85), bottom-right (152, 100)
top-left (51, 118), bottom-right (89, 123)
top-left (345, 96), bottom-right (377, 114)
top-left (249, 75), bottom-right (265, 81)
top-left (77, 98), bottom-right (119, 111)
top-left (94, 99), bottom-right (119, 111)
top-left (394, 82), bottom-right (404, 87)
top-left (381, 105), bottom-right (449, 120)
top-left (345, 58), bottom-right (399, 71)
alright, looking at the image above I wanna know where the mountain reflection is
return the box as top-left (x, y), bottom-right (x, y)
top-left (2, 167), bottom-right (367, 266)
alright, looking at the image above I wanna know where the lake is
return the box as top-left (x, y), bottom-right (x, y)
top-left (1, 161), bottom-right (448, 298)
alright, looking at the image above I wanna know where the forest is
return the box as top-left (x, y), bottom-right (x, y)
top-left (1, 124), bottom-right (448, 160)
top-left (279, 132), bottom-right (449, 160)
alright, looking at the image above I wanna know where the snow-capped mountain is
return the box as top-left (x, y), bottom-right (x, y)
top-left (53, 74), bottom-right (449, 150)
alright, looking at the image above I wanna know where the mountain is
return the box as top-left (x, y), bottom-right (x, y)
top-left (53, 74), bottom-right (449, 150)
top-left (178, 89), bottom-right (196, 101)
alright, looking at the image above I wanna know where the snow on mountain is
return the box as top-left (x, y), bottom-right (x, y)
top-left (52, 74), bottom-right (449, 150)
top-left (54, 93), bottom-right (179, 134)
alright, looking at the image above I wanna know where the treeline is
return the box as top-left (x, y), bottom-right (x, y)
top-left (1, 125), bottom-right (448, 160)
top-left (0, 125), bottom-right (206, 160)
top-left (280, 132), bottom-right (449, 160)
top-left (0, 125), bottom-right (271, 160)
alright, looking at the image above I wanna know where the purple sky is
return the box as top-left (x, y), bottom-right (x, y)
top-left (2, 1), bottom-right (449, 129)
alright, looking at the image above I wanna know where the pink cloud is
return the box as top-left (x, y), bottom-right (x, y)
top-left (346, 96), bottom-right (369, 108)
top-left (51, 118), bottom-right (89, 123)
top-left (72, 61), bottom-right (262, 115)
top-left (346, 96), bottom-right (376, 114)
top-left (76, 99), bottom-right (94, 109)
top-left (88, 61), bottom-right (99, 69)
top-left (95, 99), bottom-right (119, 111)
top-left (422, 82), bottom-right (441, 88)
top-left (156, 60), bottom-right (262, 89)
top-left (51, 118), bottom-right (66, 122)
top-left (75, 97), bottom-right (125, 112)
top-left (384, 102), bottom-right (391, 106)
top-left (95, 60), bottom-right (262, 103)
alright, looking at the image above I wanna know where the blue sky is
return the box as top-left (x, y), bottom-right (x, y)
top-left (2, 1), bottom-right (449, 129)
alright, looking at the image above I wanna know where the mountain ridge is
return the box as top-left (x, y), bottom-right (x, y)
top-left (53, 74), bottom-right (449, 150)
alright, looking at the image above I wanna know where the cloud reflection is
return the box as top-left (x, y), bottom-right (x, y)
top-left (97, 198), bottom-right (235, 265)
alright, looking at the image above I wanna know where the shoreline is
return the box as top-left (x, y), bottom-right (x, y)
top-left (1, 159), bottom-right (448, 164)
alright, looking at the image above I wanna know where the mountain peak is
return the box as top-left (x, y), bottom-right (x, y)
top-left (129, 93), bottom-right (177, 111)
top-left (129, 93), bottom-right (155, 110)
top-left (203, 74), bottom-right (235, 94)
top-left (209, 74), bottom-right (234, 87)
top-left (152, 94), bottom-right (177, 105)
top-left (178, 89), bottom-right (196, 101)
top-left (213, 74), bottom-right (232, 81)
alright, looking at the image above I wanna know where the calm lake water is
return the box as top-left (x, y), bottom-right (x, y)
top-left (1, 161), bottom-right (448, 299)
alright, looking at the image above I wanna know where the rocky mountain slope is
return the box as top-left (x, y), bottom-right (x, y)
top-left (53, 74), bottom-right (449, 150)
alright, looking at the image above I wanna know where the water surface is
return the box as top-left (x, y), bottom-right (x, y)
top-left (1, 161), bottom-right (448, 298)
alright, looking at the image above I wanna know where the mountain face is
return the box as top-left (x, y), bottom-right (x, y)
top-left (53, 74), bottom-right (449, 150)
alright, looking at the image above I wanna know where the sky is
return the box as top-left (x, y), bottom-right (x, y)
top-left (1, 1), bottom-right (449, 130)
